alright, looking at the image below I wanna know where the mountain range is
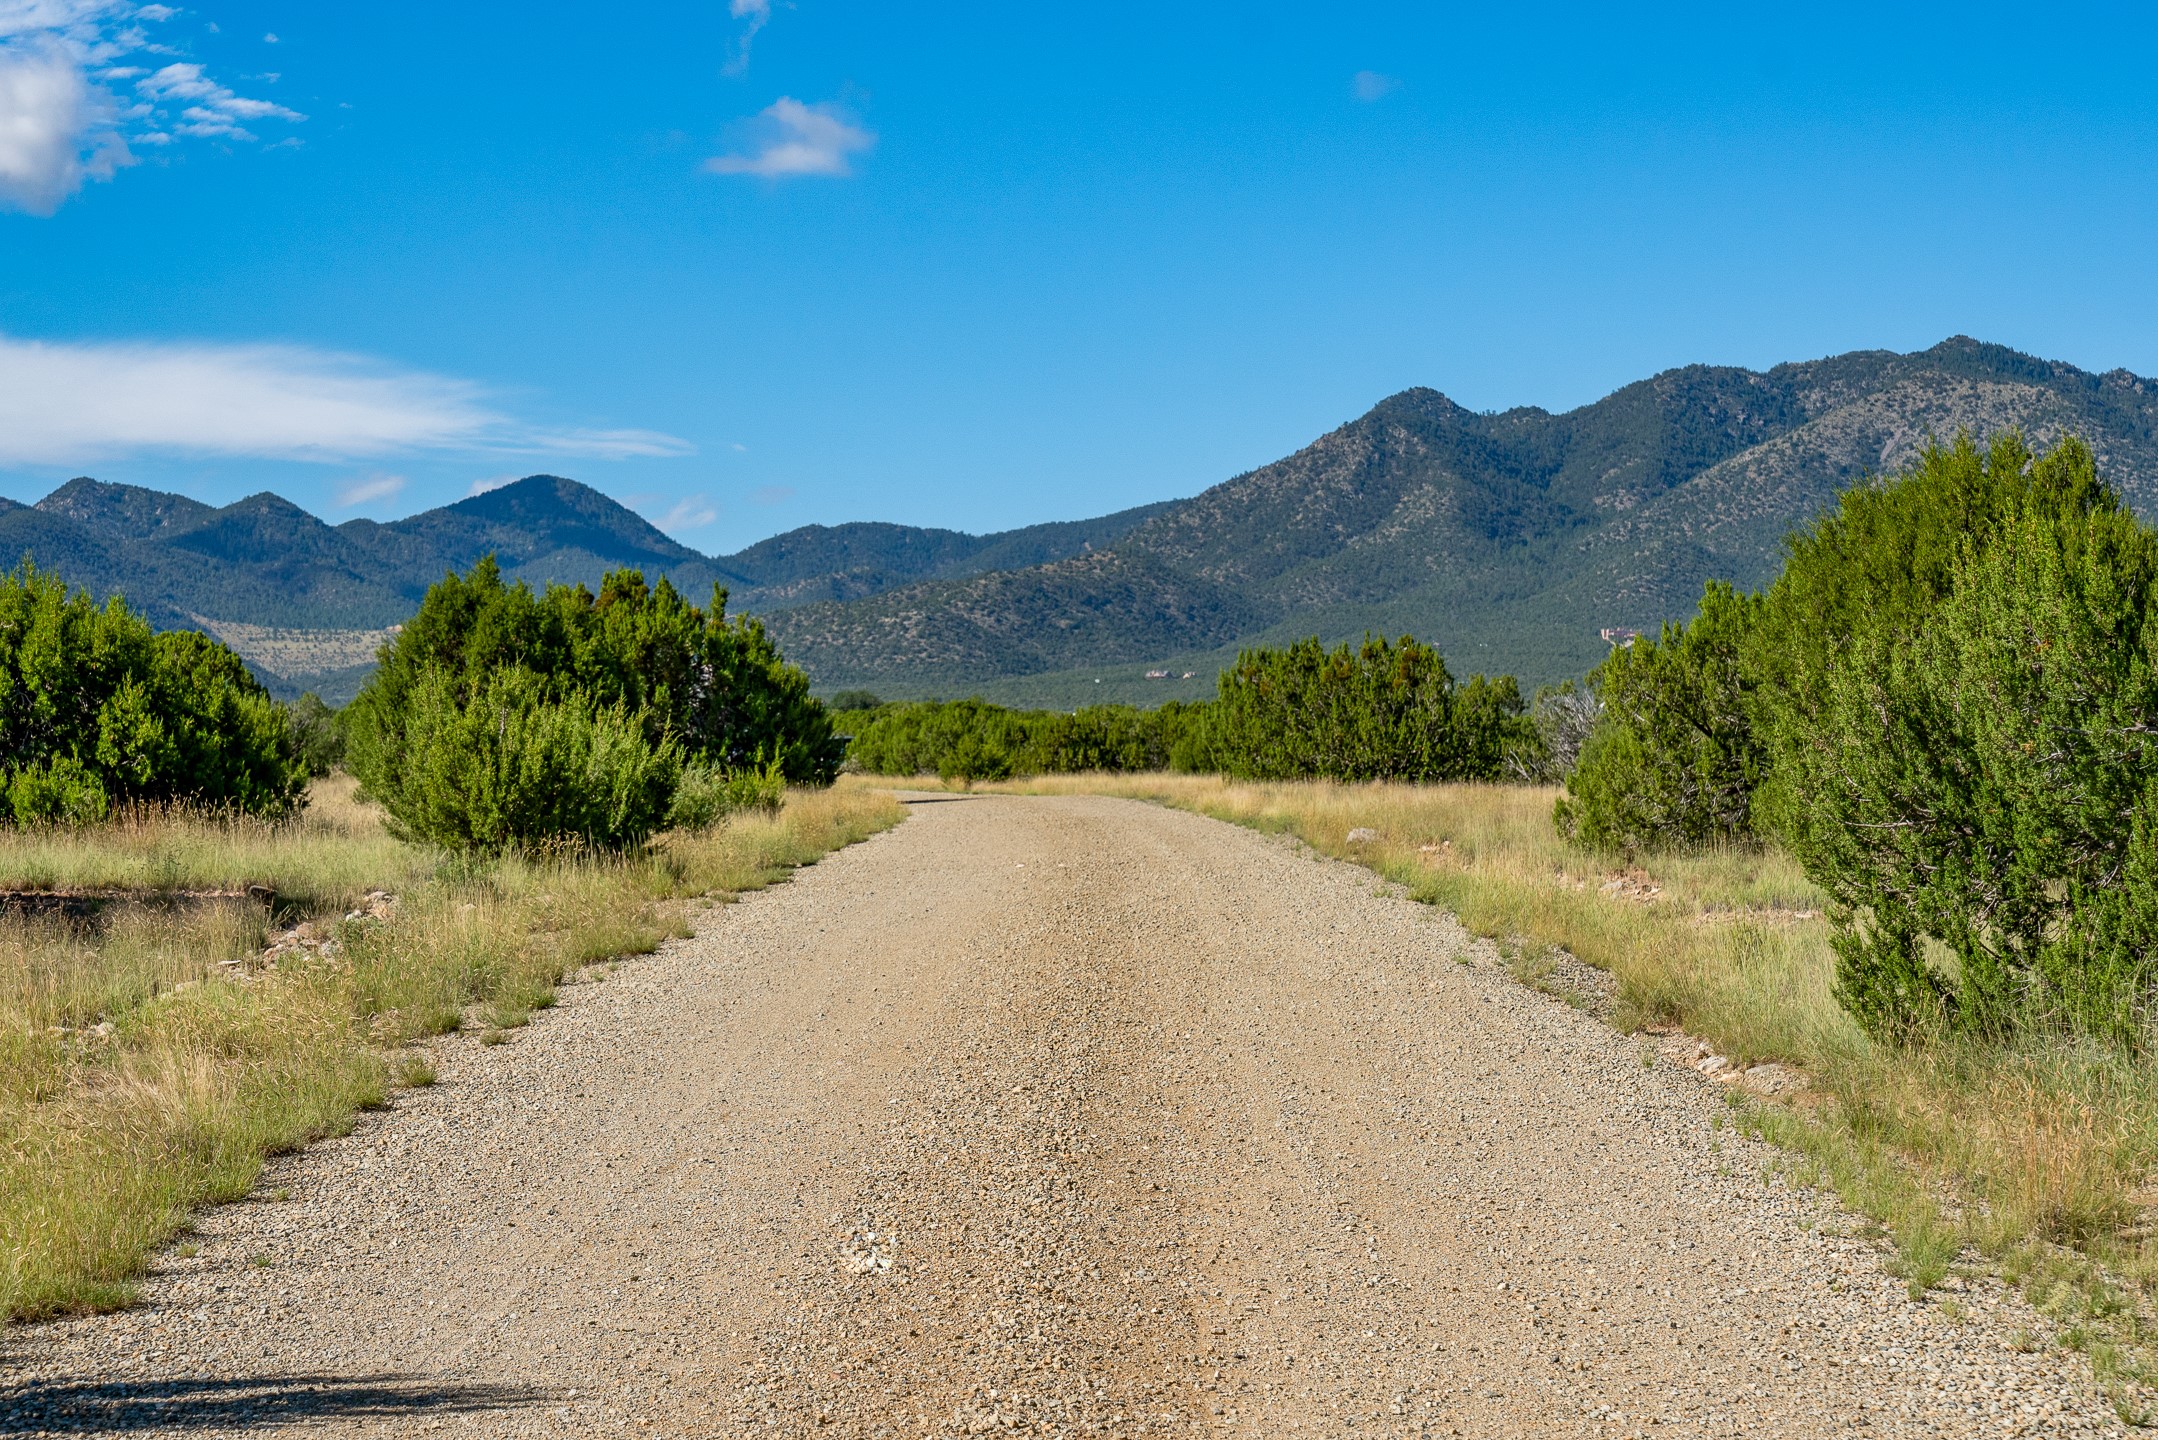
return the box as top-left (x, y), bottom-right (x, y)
top-left (7, 337), bottom-right (2155, 707)
top-left (0, 472), bottom-right (1173, 702)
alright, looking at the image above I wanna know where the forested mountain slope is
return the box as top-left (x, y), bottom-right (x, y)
top-left (0, 475), bottom-right (1166, 699)
top-left (764, 338), bottom-right (2158, 698)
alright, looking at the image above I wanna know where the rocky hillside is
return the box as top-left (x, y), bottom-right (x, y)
top-left (764, 338), bottom-right (2158, 698)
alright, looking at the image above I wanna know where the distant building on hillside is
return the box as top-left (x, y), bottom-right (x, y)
top-left (1600, 627), bottom-right (1641, 649)
top-left (1145, 669), bottom-right (1171, 679)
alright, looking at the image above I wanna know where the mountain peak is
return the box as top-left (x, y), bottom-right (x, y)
top-left (446, 474), bottom-right (593, 519)
top-left (161, 490), bottom-right (349, 569)
top-left (1913, 335), bottom-right (2089, 386)
top-left (1370, 386), bottom-right (1473, 422)
top-left (223, 491), bottom-right (328, 521)
top-left (419, 473), bottom-right (703, 565)
top-left (37, 476), bottom-right (213, 541)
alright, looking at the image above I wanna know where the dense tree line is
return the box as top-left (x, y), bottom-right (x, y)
top-left (845, 698), bottom-right (1211, 782)
top-left (1560, 434), bottom-right (2158, 1046)
top-left (845, 635), bottom-right (1537, 785)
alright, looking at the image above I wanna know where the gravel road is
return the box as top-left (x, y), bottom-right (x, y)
top-left (0, 793), bottom-right (2128, 1438)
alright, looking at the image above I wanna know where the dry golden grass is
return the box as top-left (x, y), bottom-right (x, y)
top-left (0, 780), bottom-right (904, 1321)
top-left (0, 774), bottom-right (416, 911)
top-left (973, 771), bottom-right (2158, 1395)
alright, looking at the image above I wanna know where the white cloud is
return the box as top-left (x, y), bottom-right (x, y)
top-left (750, 484), bottom-right (793, 507)
top-left (466, 474), bottom-right (518, 497)
top-left (0, 37), bottom-right (129, 213)
top-left (1351, 70), bottom-right (1400, 102)
top-left (724, 0), bottom-right (769, 77)
top-left (657, 495), bottom-right (718, 531)
top-left (0, 3), bottom-right (300, 213)
top-left (706, 96), bottom-right (872, 179)
top-left (336, 473), bottom-right (405, 507)
top-left (0, 332), bottom-right (695, 465)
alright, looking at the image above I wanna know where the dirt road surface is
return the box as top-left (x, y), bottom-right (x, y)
top-left (0, 794), bottom-right (2126, 1438)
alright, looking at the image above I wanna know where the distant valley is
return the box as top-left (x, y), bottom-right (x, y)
top-left (9, 336), bottom-right (2156, 706)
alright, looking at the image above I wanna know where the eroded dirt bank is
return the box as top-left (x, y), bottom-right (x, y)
top-left (0, 794), bottom-right (2123, 1437)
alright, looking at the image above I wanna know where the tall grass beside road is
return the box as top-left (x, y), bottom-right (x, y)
top-left (977, 772), bottom-right (2158, 1403)
top-left (0, 777), bottom-right (413, 911)
top-left (0, 782), bottom-right (903, 1322)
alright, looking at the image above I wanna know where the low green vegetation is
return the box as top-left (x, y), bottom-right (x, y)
top-left (362, 664), bottom-right (681, 852)
top-left (284, 692), bottom-right (346, 777)
top-left (1505, 428), bottom-right (2158, 1401)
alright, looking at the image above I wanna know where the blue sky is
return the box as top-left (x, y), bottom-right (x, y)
top-left (3, 3), bottom-right (2157, 554)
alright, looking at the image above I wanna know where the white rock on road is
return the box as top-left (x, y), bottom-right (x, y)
top-left (0, 792), bottom-right (2126, 1438)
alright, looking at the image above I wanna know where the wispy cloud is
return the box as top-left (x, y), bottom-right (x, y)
top-left (336, 473), bottom-right (405, 508)
top-left (1351, 70), bottom-right (1400, 102)
top-left (466, 473), bottom-right (519, 497)
top-left (706, 97), bottom-right (872, 179)
top-left (536, 427), bottom-right (695, 460)
top-left (750, 484), bottom-right (794, 507)
top-left (724, 0), bottom-right (770, 77)
top-left (137, 61), bottom-right (303, 140)
top-left (655, 495), bottom-right (718, 532)
top-left (0, 333), bottom-right (694, 465)
top-left (0, 2), bottom-right (302, 213)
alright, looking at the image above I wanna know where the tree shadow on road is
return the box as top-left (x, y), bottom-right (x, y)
top-left (0, 1372), bottom-right (548, 1432)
